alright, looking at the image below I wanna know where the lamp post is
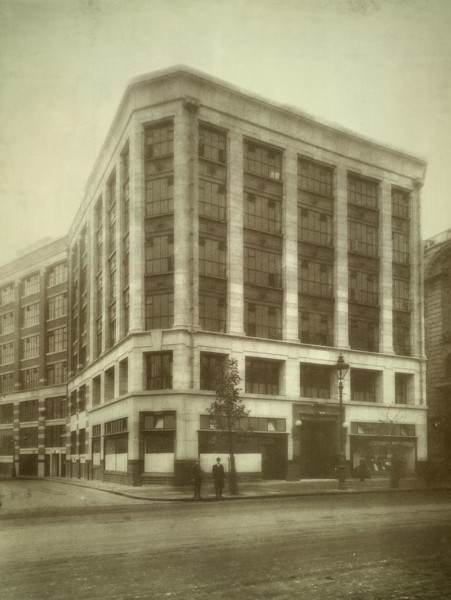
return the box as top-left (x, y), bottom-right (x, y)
top-left (334, 354), bottom-right (350, 490)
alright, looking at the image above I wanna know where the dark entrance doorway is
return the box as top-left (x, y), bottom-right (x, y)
top-left (19, 454), bottom-right (38, 476)
top-left (300, 420), bottom-right (337, 478)
top-left (259, 435), bottom-right (288, 480)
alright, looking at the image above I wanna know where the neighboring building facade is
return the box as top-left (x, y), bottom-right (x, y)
top-left (424, 229), bottom-right (451, 473)
top-left (0, 238), bottom-right (68, 477)
top-left (1, 67), bottom-right (427, 485)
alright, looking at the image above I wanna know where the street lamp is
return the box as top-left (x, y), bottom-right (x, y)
top-left (334, 354), bottom-right (350, 490)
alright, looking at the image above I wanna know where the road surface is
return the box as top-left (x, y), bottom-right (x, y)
top-left (0, 480), bottom-right (450, 599)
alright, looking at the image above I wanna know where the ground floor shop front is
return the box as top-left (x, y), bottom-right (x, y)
top-left (61, 395), bottom-right (426, 487)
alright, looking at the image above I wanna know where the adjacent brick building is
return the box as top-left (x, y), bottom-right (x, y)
top-left (0, 238), bottom-right (68, 477)
top-left (0, 67), bottom-right (428, 485)
top-left (424, 229), bottom-right (451, 474)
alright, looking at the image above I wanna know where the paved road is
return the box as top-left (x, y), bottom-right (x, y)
top-left (0, 481), bottom-right (450, 599)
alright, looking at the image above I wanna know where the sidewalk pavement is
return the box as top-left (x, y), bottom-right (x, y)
top-left (47, 476), bottom-right (451, 502)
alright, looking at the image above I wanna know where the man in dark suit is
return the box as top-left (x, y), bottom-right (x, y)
top-left (212, 457), bottom-right (225, 499)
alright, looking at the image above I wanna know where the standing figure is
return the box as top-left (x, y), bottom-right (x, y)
top-left (212, 457), bottom-right (225, 499)
top-left (192, 460), bottom-right (203, 500)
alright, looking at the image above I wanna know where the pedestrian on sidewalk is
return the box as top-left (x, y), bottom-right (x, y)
top-left (192, 460), bottom-right (203, 500)
top-left (212, 457), bottom-right (225, 499)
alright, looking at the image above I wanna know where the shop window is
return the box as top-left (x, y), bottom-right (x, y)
top-left (142, 413), bottom-right (175, 430)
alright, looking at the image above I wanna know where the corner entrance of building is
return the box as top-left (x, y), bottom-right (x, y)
top-left (300, 420), bottom-right (337, 478)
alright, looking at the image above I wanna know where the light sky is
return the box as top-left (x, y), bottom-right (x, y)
top-left (1, 0), bottom-right (450, 266)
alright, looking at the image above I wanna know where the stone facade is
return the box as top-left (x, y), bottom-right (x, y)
top-left (0, 67), bottom-right (428, 485)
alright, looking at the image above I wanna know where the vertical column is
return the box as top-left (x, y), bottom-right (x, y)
top-left (380, 179), bottom-right (394, 354)
top-left (411, 180), bottom-right (424, 359)
top-left (334, 166), bottom-right (349, 348)
top-left (39, 268), bottom-right (46, 385)
top-left (128, 115), bottom-right (145, 333)
top-left (411, 180), bottom-right (426, 406)
top-left (115, 154), bottom-right (123, 343)
top-left (227, 130), bottom-right (245, 335)
top-left (88, 205), bottom-right (97, 356)
top-left (173, 103), bottom-right (191, 329)
top-left (129, 349), bottom-right (144, 392)
top-left (13, 279), bottom-right (21, 390)
top-left (127, 410), bottom-right (141, 486)
top-left (185, 98), bottom-right (200, 331)
top-left (283, 148), bottom-right (299, 342)
top-left (100, 196), bottom-right (108, 352)
top-left (13, 402), bottom-right (19, 475)
top-left (284, 356), bottom-right (300, 397)
top-left (382, 367), bottom-right (395, 405)
top-left (37, 399), bottom-right (45, 477)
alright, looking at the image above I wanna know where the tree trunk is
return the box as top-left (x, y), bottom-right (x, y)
top-left (228, 428), bottom-right (238, 495)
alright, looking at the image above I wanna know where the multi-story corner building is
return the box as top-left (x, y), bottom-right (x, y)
top-left (0, 238), bottom-right (68, 477)
top-left (1, 67), bottom-right (427, 486)
top-left (424, 229), bottom-right (451, 473)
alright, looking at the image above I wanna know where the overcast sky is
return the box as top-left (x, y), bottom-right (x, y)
top-left (1, 0), bottom-right (450, 266)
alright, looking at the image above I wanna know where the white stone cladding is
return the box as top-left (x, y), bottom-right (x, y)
top-left (0, 67), bottom-right (428, 485)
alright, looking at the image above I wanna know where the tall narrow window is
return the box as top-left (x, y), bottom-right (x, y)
top-left (145, 352), bottom-right (173, 390)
